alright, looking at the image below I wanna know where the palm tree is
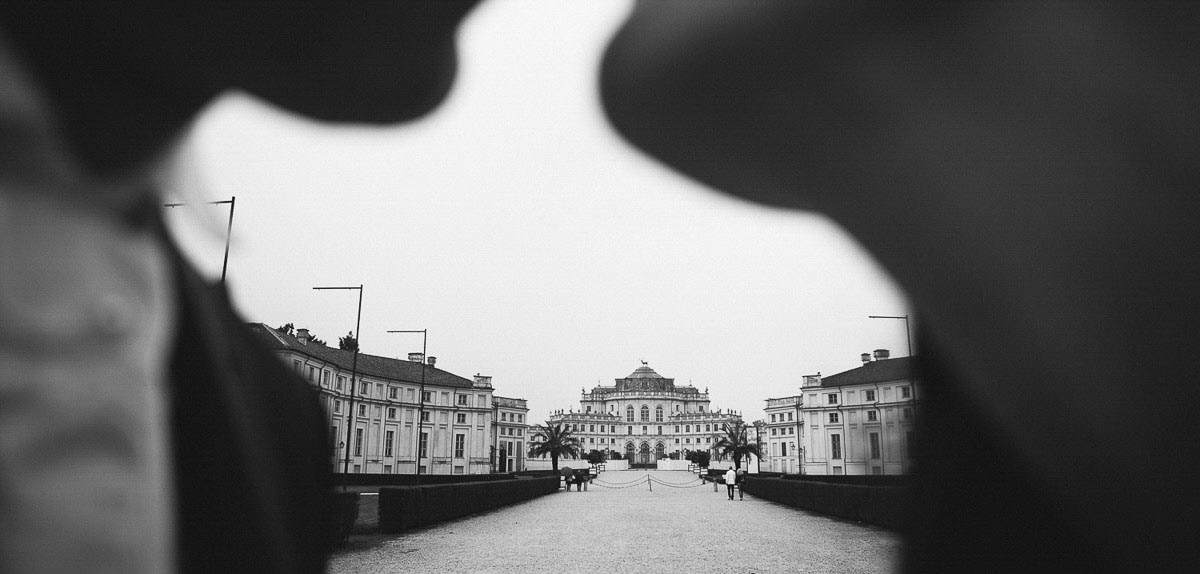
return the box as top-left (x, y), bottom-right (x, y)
top-left (527, 421), bottom-right (581, 472)
top-left (712, 421), bottom-right (761, 470)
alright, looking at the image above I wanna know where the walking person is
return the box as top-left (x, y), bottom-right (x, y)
top-left (724, 468), bottom-right (737, 500)
top-left (737, 469), bottom-right (747, 500)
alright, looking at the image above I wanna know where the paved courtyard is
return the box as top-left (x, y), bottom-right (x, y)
top-left (329, 470), bottom-right (902, 574)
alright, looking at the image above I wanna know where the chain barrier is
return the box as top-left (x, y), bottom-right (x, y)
top-left (591, 478), bottom-right (648, 490)
top-left (589, 474), bottom-right (710, 490)
top-left (590, 475), bottom-right (648, 488)
top-left (647, 476), bottom-right (707, 489)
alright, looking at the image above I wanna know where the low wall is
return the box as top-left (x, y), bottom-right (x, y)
top-left (742, 476), bottom-right (909, 531)
top-left (781, 474), bottom-right (909, 487)
top-left (379, 476), bottom-right (560, 533)
top-left (335, 472), bottom-right (513, 487)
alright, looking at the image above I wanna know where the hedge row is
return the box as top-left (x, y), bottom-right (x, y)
top-left (742, 476), bottom-right (909, 530)
top-left (336, 472), bottom-right (515, 487)
top-left (781, 474), bottom-right (910, 487)
top-left (327, 491), bottom-right (360, 547)
top-left (379, 476), bottom-right (560, 532)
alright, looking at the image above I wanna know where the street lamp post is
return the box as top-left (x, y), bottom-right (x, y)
top-left (314, 284), bottom-right (363, 487)
top-left (868, 314), bottom-right (913, 357)
top-left (387, 329), bottom-right (427, 476)
top-left (164, 196), bottom-right (236, 284)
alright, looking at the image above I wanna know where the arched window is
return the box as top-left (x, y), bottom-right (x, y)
top-left (640, 405), bottom-right (650, 422)
top-left (626, 405), bottom-right (634, 422)
top-left (655, 406), bottom-right (664, 422)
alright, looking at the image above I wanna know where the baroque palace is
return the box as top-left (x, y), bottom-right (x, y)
top-left (249, 324), bottom-right (529, 475)
top-left (547, 362), bottom-right (743, 464)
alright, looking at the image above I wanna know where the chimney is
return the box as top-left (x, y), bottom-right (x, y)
top-left (873, 349), bottom-right (890, 360)
top-left (296, 328), bottom-right (310, 345)
top-left (474, 374), bottom-right (493, 388)
top-left (861, 352), bottom-right (871, 364)
top-left (426, 356), bottom-right (436, 367)
top-left (408, 352), bottom-right (424, 363)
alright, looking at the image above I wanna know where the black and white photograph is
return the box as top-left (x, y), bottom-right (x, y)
top-left (2, 1), bottom-right (1197, 572)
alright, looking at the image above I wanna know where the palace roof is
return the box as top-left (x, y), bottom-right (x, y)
top-left (247, 323), bottom-right (476, 388)
top-left (820, 356), bottom-right (916, 388)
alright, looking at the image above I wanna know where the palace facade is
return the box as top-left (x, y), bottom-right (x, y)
top-left (764, 349), bottom-right (918, 475)
top-left (545, 362), bottom-right (743, 464)
top-left (249, 324), bottom-right (528, 475)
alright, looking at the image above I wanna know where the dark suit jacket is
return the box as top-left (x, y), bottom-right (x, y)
top-left (167, 236), bottom-right (332, 573)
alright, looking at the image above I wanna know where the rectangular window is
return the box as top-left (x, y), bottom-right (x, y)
top-left (900, 386), bottom-right (911, 398)
top-left (903, 407), bottom-right (913, 420)
top-left (657, 426), bottom-right (663, 434)
top-left (322, 371), bottom-right (330, 385)
top-left (354, 428), bottom-right (364, 456)
top-left (457, 394), bottom-right (468, 405)
top-left (422, 391), bottom-right (432, 403)
top-left (308, 366), bottom-right (316, 381)
top-left (675, 425), bottom-right (680, 433)
top-left (865, 390), bottom-right (876, 401)
top-left (334, 400), bottom-right (342, 413)
top-left (517, 429), bottom-right (522, 437)
top-left (627, 426), bottom-right (633, 435)
top-left (869, 432), bottom-right (881, 459)
top-left (360, 382), bottom-right (369, 395)
top-left (781, 443), bottom-right (787, 456)
top-left (385, 430), bottom-right (394, 457)
top-left (517, 415), bottom-right (523, 422)
top-left (867, 410), bottom-right (878, 422)
top-left (589, 438), bottom-right (595, 444)
top-left (387, 407), bottom-right (397, 420)
top-left (454, 434), bottom-right (465, 458)
top-left (456, 413), bottom-right (467, 424)
top-left (829, 413), bottom-right (840, 423)
top-left (642, 426), bottom-right (647, 434)
top-left (384, 464), bottom-right (393, 473)
top-left (421, 411), bottom-right (430, 422)
top-left (337, 376), bottom-right (345, 391)
top-left (358, 404), bottom-right (367, 417)
top-left (419, 432), bottom-right (428, 458)
top-left (787, 412), bottom-right (794, 421)
top-left (770, 414), bottom-right (776, 422)
top-left (389, 387), bottom-right (398, 399)
top-left (293, 360), bottom-right (302, 373)
top-left (831, 434), bottom-right (842, 459)
top-left (827, 393), bottom-right (838, 405)
top-left (502, 413), bottom-right (507, 421)
top-left (771, 428), bottom-right (777, 436)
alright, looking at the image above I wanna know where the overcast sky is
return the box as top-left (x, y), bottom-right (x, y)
top-left (165, 0), bottom-right (911, 424)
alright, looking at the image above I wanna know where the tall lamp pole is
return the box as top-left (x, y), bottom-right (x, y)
top-left (164, 196), bottom-right (236, 284)
top-left (314, 284), bottom-right (363, 487)
top-left (868, 314), bottom-right (913, 357)
top-left (387, 329), bottom-right (427, 475)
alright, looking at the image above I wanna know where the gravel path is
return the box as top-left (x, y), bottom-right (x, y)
top-left (329, 470), bottom-right (902, 574)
